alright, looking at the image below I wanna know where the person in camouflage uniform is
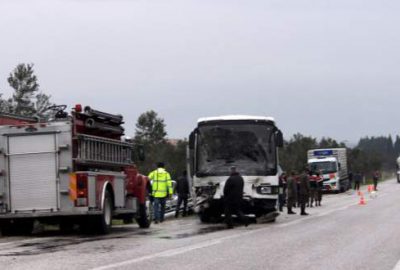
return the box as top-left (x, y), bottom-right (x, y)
top-left (298, 168), bottom-right (311, 216)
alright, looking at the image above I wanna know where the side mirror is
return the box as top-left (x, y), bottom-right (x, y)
top-left (338, 162), bottom-right (341, 169)
top-left (189, 129), bottom-right (196, 149)
top-left (275, 129), bottom-right (284, 148)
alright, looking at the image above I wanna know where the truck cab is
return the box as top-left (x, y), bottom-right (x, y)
top-left (308, 157), bottom-right (341, 191)
top-left (307, 148), bottom-right (349, 193)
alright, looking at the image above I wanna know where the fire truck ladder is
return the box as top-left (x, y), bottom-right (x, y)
top-left (74, 134), bottom-right (134, 168)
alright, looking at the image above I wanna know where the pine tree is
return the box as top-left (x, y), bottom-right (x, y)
top-left (134, 110), bottom-right (168, 173)
top-left (0, 94), bottom-right (13, 113)
top-left (6, 63), bottom-right (53, 117)
top-left (134, 110), bottom-right (167, 146)
top-left (7, 63), bottom-right (39, 116)
top-left (35, 92), bottom-right (53, 118)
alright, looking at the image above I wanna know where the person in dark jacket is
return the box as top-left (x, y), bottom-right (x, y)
top-left (354, 171), bottom-right (362, 191)
top-left (286, 171), bottom-right (298, 214)
top-left (372, 170), bottom-right (380, 191)
top-left (298, 168), bottom-right (311, 216)
top-left (315, 171), bottom-right (323, 206)
top-left (348, 171), bottom-right (353, 190)
top-left (223, 166), bottom-right (248, 229)
top-left (175, 170), bottom-right (190, 218)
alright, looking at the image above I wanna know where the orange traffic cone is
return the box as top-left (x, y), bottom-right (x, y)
top-left (367, 185), bottom-right (373, 193)
top-left (359, 192), bottom-right (366, 205)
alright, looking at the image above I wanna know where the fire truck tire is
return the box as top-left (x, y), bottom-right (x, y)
top-left (16, 220), bottom-right (34, 235)
top-left (60, 221), bottom-right (75, 233)
top-left (0, 221), bottom-right (13, 236)
top-left (1, 220), bottom-right (34, 236)
top-left (136, 200), bottom-right (151, 228)
top-left (96, 189), bottom-right (113, 234)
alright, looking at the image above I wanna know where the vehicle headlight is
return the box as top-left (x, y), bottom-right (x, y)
top-left (256, 185), bottom-right (278, 194)
top-left (260, 186), bottom-right (272, 194)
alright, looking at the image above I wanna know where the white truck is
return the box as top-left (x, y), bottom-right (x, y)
top-left (307, 148), bottom-right (349, 192)
top-left (188, 115), bottom-right (284, 222)
top-left (0, 105), bottom-right (151, 235)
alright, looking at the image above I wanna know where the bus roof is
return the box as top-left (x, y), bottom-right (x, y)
top-left (197, 115), bottom-right (275, 124)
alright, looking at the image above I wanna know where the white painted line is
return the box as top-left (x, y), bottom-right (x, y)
top-left (91, 239), bottom-right (222, 270)
top-left (392, 258), bottom-right (400, 270)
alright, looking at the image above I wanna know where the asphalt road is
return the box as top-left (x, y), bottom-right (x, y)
top-left (1, 179), bottom-right (400, 270)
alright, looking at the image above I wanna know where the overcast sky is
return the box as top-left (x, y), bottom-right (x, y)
top-left (0, 0), bottom-right (399, 144)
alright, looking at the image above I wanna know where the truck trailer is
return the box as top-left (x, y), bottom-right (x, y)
top-left (307, 148), bottom-right (349, 192)
top-left (188, 115), bottom-right (284, 222)
top-left (0, 105), bottom-right (151, 235)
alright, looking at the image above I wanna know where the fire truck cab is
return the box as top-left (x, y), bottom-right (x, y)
top-left (0, 105), bottom-right (151, 234)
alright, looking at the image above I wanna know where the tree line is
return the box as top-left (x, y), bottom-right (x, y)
top-left (1, 63), bottom-right (398, 180)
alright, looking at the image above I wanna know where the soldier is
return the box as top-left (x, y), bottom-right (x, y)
top-left (223, 166), bottom-right (249, 229)
top-left (315, 171), bottom-right (323, 206)
top-left (309, 172), bottom-right (317, 207)
top-left (372, 170), bottom-right (380, 191)
top-left (354, 171), bottom-right (362, 191)
top-left (286, 171), bottom-right (298, 214)
top-left (278, 172), bottom-right (287, 212)
top-left (298, 168), bottom-right (311, 216)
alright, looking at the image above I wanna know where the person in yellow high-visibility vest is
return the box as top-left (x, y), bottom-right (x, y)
top-left (148, 162), bottom-right (173, 223)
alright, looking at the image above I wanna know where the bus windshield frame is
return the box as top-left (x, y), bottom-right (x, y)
top-left (195, 121), bottom-right (277, 177)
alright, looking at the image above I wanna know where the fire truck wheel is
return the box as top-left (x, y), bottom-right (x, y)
top-left (136, 199), bottom-right (151, 228)
top-left (96, 190), bottom-right (113, 234)
top-left (0, 221), bottom-right (14, 236)
top-left (59, 221), bottom-right (75, 233)
top-left (3, 220), bottom-right (34, 235)
top-left (17, 220), bottom-right (34, 235)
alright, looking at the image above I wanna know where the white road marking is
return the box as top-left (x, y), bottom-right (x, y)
top-left (91, 240), bottom-right (222, 270)
top-left (392, 259), bottom-right (400, 270)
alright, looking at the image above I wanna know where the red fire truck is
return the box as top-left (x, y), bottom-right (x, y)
top-left (0, 105), bottom-right (151, 234)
